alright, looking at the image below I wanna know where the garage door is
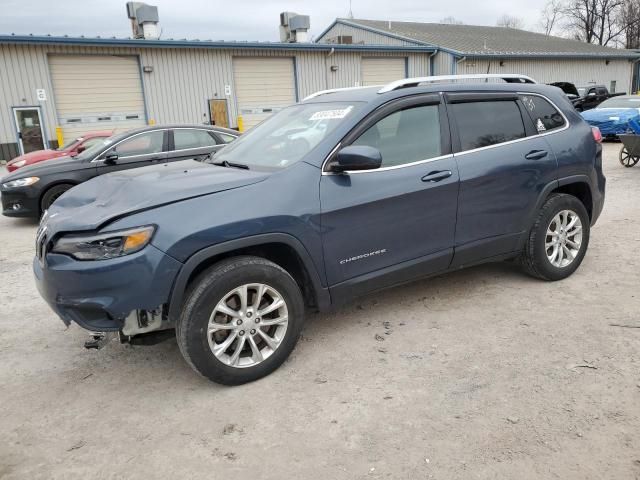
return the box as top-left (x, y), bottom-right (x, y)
top-left (49, 54), bottom-right (146, 140)
top-left (361, 57), bottom-right (406, 86)
top-left (233, 57), bottom-right (296, 130)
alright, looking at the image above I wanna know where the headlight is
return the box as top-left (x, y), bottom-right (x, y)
top-left (51, 225), bottom-right (155, 261)
top-left (2, 176), bottom-right (39, 188)
top-left (12, 160), bottom-right (26, 168)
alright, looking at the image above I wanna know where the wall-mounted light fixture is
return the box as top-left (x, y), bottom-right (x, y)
top-left (330, 65), bottom-right (339, 72)
top-left (143, 66), bottom-right (154, 73)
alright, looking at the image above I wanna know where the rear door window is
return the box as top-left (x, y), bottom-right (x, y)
top-left (520, 95), bottom-right (566, 133)
top-left (173, 129), bottom-right (218, 150)
top-left (452, 101), bottom-right (526, 151)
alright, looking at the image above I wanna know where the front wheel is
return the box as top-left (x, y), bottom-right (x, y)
top-left (176, 256), bottom-right (305, 385)
top-left (40, 183), bottom-right (74, 213)
top-left (520, 193), bottom-right (590, 281)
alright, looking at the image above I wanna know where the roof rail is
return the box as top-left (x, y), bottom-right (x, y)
top-left (303, 85), bottom-right (381, 101)
top-left (378, 74), bottom-right (537, 93)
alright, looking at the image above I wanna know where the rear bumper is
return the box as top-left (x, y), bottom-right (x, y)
top-left (1, 188), bottom-right (40, 218)
top-left (34, 244), bottom-right (183, 331)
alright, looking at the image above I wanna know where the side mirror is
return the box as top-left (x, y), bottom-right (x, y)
top-left (76, 145), bottom-right (86, 154)
top-left (330, 145), bottom-right (382, 173)
top-left (104, 152), bottom-right (118, 164)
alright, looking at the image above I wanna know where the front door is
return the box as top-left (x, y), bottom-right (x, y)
top-left (209, 99), bottom-right (230, 128)
top-left (13, 107), bottom-right (46, 154)
top-left (320, 95), bottom-right (459, 299)
top-left (97, 129), bottom-right (168, 175)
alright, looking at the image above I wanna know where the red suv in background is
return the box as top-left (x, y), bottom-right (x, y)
top-left (6, 131), bottom-right (113, 172)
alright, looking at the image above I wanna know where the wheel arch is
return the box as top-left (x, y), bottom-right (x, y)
top-left (520, 176), bottom-right (594, 248)
top-left (168, 233), bottom-right (331, 322)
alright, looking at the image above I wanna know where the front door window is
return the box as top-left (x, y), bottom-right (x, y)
top-left (13, 108), bottom-right (46, 154)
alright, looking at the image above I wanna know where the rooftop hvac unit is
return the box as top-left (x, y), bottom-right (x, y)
top-left (126, 2), bottom-right (160, 40)
top-left (279, 12), bottom-right (311, 43)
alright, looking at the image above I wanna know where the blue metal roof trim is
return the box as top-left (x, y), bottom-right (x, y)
top-left (0, 34), bottom-right (436, 52)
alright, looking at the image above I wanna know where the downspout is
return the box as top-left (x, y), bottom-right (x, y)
top-left (454, 55), bottom-right (466, 75)
top-left (429, 49), bottom-right (438, 75)
top-left (325, 47), bottom-right (335, 90)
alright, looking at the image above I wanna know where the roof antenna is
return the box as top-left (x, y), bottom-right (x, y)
top-left (348, 0), bottom-right (354, 19)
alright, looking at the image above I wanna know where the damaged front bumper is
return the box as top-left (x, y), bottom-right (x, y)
top-left (33, 244), bottom-right (182, 332)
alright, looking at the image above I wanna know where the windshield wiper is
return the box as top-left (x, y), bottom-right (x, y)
top-left (211, 159), bottom-right (250, 170)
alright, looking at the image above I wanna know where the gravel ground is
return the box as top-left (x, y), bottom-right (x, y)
top-left (0, 143), bottom-right (639, 480)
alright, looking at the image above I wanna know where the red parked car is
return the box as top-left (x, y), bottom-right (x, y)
top-left (6, 131), bottom-right (113, 172)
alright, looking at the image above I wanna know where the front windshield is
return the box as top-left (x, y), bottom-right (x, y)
top-left (56, 137), bottom-right (82, 151)
top-left (597, 97), bottom-right (640, 109)
top-left (214, 102), bottom-right (362, 169)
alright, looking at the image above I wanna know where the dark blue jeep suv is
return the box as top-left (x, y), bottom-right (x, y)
top-left (34, 74), bottom-right (605, 385)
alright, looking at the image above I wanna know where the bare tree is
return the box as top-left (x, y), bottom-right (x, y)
top-left (563, 0), bottom-right (627, 45)
top-left (620, 0), bottom-right (640, 48)
top-left (496, 14), bottom-right (525, 29)
top-left (439, 16), bottom-right (464, 25)
top-left (540, 0), bottom-right (564, 35)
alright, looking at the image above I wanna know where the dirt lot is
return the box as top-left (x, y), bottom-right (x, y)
top-left (0, 143), bottom-right (638, 480)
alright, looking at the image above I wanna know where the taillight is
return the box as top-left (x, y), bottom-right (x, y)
top-left (591, 126), bottom-right (602, 143)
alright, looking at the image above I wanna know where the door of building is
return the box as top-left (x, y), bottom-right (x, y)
top-left (209, 99), bottom-right (230, 128)
top-left (13, 107), bottom-right (46, 154)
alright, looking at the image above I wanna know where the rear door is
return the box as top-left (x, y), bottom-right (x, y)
top-left (448, 92), bottom-right (558, 267)
top-left (97, 129), bottom-right (168, 175)
top-left (169, 128), bottom-right (225, 161)
top-left (320, 94), bottom-right (459, 298)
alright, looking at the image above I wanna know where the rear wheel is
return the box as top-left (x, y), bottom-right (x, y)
top-left (520, 194), bottom-right (590, 281)
top-left (176, 256), bottom-right (305, 385)
top-left (619, 146), bottom-right (640, 167)
top-left (40, 183), bottom-right (74, 213)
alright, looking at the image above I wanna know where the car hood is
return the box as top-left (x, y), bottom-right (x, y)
top-left (2, 155), bottom-right (86, 182)
top-left (44, 160), bottom-right (270, 232)
top-left (8, 149), bottom-right (65, 165)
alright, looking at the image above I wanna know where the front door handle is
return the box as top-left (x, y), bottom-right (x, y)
top-left (525, 150), bottom-right (548, 160)
top-left (422, 170), bottom-right (452, 182)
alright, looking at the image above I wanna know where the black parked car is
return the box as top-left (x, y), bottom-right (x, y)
top-left (1, 125), bottom-right (239, 218)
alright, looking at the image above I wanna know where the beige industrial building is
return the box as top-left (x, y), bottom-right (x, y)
top-left (1, 13), bottom-right (638, 161)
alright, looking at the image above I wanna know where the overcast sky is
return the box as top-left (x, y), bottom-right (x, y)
top-left (0, 0), bottom-right (549, 40)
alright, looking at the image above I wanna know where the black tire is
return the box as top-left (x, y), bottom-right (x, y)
top-left (176, 256), bottom-right (305, 385)
top-left (40, 183), bottom-right (74, 213)
top-left (520, 193), bottom-right (590, 281)
top-left (619, 146), bottom-right (640, 167)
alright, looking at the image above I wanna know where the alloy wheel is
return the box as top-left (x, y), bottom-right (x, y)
top-left (545, 209), bottom-right (583, 268)
top-left (207, 283), bottom-right (289, 368)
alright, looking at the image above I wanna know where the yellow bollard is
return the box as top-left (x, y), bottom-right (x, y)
top-left (148, 119), bottom-right (156, 126)
top-left (237, 115), bottom-right (244, 133)
top-left (55, 126), bottom-right (64, 149)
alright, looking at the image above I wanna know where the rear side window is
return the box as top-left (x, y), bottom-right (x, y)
top-left (520, 95), bottom-right (566, 133)
top-left (351, 104), bottom-right (442, 167)
top-left (452, 101), bottom-right (526, 151)
top-left (173, 129), bottom-right (218, 150)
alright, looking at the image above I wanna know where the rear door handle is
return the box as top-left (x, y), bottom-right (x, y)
top-left (422, 170), bottom-right (452, 182)
top-left (525, 150), bottom-right (548, 160)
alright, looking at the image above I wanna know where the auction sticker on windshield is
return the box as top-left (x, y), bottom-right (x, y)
top-left (309, 106), bottom-right (353, 121)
